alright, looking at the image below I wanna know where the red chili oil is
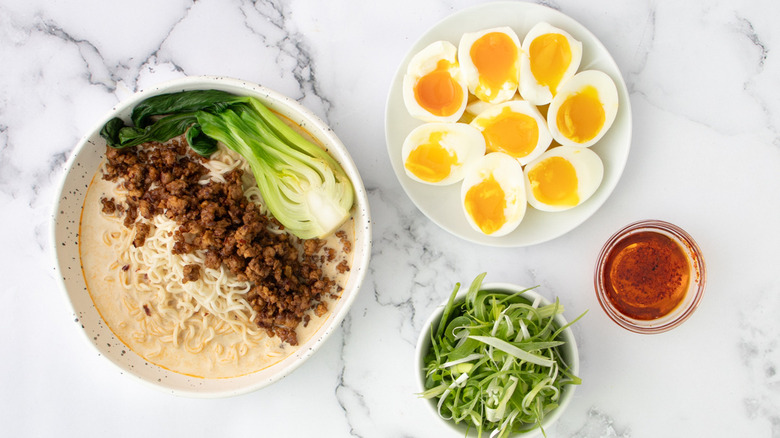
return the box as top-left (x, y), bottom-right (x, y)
top-left (601, 231), bottom-right (690, 320)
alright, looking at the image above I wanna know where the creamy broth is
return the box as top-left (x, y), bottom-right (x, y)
top-left (79, 147), bottom-right (354, 379)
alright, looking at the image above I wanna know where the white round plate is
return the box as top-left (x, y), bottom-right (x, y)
top-left (51, 76), bottom-right (372, 397)
top-left (385, 1), bottom-right (632, 247)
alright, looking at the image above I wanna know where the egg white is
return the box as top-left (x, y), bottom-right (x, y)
top-left (546, 70), bottom-right (619, 148)
top-left (461, 152), bottom-right (527, 236)
top-left (519, 22), bottom-right (582, 106)
top-left (464, 99), bottom-right (495, 120)
top-left (403, 41), bottom-right (469, 123)
top-left (523, 145), bottom-right (604, 212)
top-left (402, 122), bottom-right (486, 186)
top-left (458, 27), bottom-right (521, 104)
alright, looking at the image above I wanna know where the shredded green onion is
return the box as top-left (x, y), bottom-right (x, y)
top-left (420, 273), bottom-right (586, 437)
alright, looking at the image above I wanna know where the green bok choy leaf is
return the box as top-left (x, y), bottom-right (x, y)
top-left (100, 90), bottom-right (354, 239)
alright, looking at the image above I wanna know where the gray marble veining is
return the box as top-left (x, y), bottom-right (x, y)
top-left (2, 0), bottom-right (780, 436)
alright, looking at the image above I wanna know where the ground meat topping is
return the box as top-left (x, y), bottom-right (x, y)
top-left (182, 264), bottom-right (201, 283)
top-left (102, 138), bottom-right (341, 346)
top-left (133, 223), bottom-right (151, 248)
top-left (100, 197), bottom-right (116, 214)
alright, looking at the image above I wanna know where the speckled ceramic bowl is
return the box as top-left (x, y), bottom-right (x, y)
top-left (50, 76), bottom-right (372, 397)
top-left (415, 283), bottom-right (580, 437)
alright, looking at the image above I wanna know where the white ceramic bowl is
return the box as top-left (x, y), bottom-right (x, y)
top-left (50, 76), bottom-right (372, 397)
top-left (415, 282), bottom-right (580, 437)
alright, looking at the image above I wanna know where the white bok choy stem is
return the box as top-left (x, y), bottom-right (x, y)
top-left (100, 90), bottom-right (355, 240)
top-left (197, 104), bottom-right (353, 239)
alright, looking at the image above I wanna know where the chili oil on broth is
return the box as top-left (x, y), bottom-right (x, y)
top-left (78, 144), bottom-right (355, 379)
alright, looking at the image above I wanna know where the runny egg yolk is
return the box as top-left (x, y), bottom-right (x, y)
top-left (527, 156), bottom-right (579, 207)
top-left (480, 106), bottom-right (539, 159)
top-left (404, 132), bottom-right (459, 183)
top-left (470, 32), bottom-right (518, 93)
top-left (529, 33), bottom-right (572, 95)
top-left (464, 174), bottom-right (506, 235)
top-left (556, 86), bottom-right (605, 143)
top-left (414, 59), bottom-right (464, 117)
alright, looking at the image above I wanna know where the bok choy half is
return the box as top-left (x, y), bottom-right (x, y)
top-left (100, 89), bottom-right (354, 239)
top-left (420, 273), bottom-right (586, 438)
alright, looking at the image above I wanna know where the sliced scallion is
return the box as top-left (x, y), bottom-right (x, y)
top-left (420, 273), bottom-right (586, 438)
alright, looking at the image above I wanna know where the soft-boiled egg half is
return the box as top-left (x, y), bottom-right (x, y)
top-left (461, 152), bottom-right (527, 236)
top-left (470, 100), bottom-right (552, 166)
top-left (519, 22), bottom-right (583, 106)
top-left (523, 145), bottom-right (603, 212)
top-left (402, 122), bottom-right (486, 185)
top-left (458, 27), bottom-right (521, 104)
top-left (547, 70), bottom-right (619, 148)
top-left (403, 41), bottom-right (469, 123)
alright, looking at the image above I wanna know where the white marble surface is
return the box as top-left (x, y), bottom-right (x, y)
top-left (1, 0), bottom-right (779, 436)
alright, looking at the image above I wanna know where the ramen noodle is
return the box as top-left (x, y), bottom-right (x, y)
top-left (79, 141), bottom-right (354, 378)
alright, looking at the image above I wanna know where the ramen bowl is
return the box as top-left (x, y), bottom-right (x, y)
top-left (415, 282), bottom-right (580, 437)
top-left (50, 76), bottom-right (372, 397)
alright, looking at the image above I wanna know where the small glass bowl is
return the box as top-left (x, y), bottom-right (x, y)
top-left (594, 220), bottom-right (706, 334)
